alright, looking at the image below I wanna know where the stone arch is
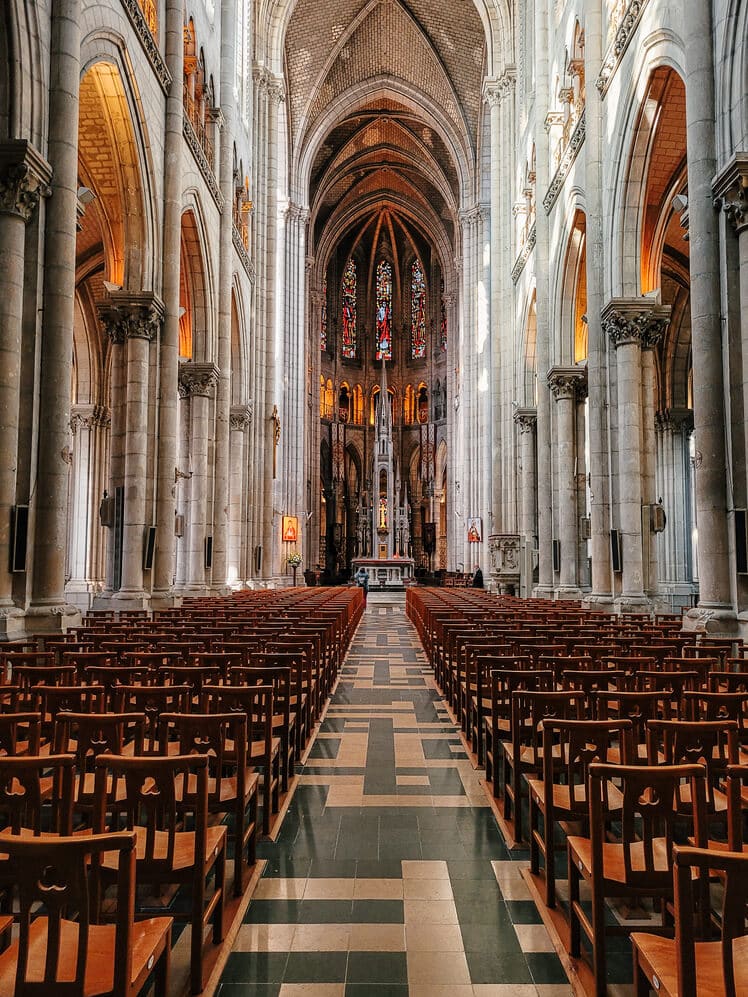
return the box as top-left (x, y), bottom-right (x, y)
top-left (179, 202), bottom-right (214, 362)
top-left (230, 284), bottom-right (247, 406)
top-left (0, 0), bottom-right (46, 145)
top-left (518, 291), bottom-right (537, 407)
top-left (718, 0), bottom-right (748, 156)
top-left (554, 209), bottom-right (587, 365)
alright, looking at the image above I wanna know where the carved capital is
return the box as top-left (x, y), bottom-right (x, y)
top-left (513, 406), bottom-right (537, 434)
top-left (70, 404), bottom-right (111, 433)
top-left (179, 362), bottom-right (219, 398)
top-left (547, 366), bottom-right (585, 400)
top-left (99, 292), bottom-right (164, 344)
top-left (713, 153), bottom-right (748, 234)
top-left (0, 140), bottom-right (52, 221)
top-left (656, 407), bottom-right (694, 435)
top-left (601, 298), bottom-right (670, 350)
top-left (483, 69), bottom-right (516, 108)
top-left (230, 405), bottom-right (251, 431)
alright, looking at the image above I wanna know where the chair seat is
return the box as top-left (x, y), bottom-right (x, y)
top-left (0, 914), bottom-right (172, 994)
top-left (568, 834), bottom-right (672, 886)
top-left (526, 778), bottom-right (624, 817)
top-left (632, 932), bottom-right (748, 997)
top-left (103, 823), bottom-right (226, 873)
top-left (181, 771), bottom-right (259, 806)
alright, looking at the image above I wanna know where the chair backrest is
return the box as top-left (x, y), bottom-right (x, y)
top-left (646, 719), bottom-right (740, 811)
top-left (541, 719), bottom-right (634, 811)
top-left (671, 845), bottom-right (748, 997)
top-left (511, 690), bottom-right (586, 767)
top-left (32, 685), bottom-right (105, 721)
top-left (4, 830), bottom-right (135, 996)
top-left (0, 754), bottom-right (74, 835)
top-left (0, 712), bottom-right (41, 756)
top-left (94, 754), bottom-right (209, 875)
top-left (157, 712), bottom-right (248, 805)
top-left (588, 762), bottom-right (708, 891)
top-left (54, 712), bottom-right (145, 777)
top-left (201, 683), bottom-right (274, 748)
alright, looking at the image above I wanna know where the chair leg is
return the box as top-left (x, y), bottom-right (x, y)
top-left (591, 887), bottom-right (607, 997)
top-left (632, 950), bottom-right (651, 997)
top-left (191, 881), bottom-right (205, 995)
top-left (544, 814), bottom-right (556, 910)
top-left (568, 848), bottom-right (581, 958)
top-left (155, 932), bottom-right (171, 997)
top-left (214, 848), bottom-right (226, 944)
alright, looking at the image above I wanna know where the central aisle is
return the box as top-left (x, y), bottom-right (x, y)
top-left (217, 596), bottom-right (572, 996)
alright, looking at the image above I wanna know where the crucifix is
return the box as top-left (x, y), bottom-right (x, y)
top-left (271, 404), bottom-right (281, 478)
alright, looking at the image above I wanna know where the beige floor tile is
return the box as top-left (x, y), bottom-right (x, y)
top-left (233, 923), bottom-right (297, 952)
top-left (403, 899), bottom-right (460, 924)
top-left (353, 878), bottom-right (403, 899)
top-left (396, 775), bottom-right (430, 786)
top-left (325, 785), bottom-right (364, 806)
top-left (410, 988), bottom-right (474, 997)
top-left (402, 860), bottom-right (450, 880)
top-left (514, 923), bottom-right (556, 953)
top-left (254, 878), bottom-right (307, 900)
top-left (291, 923), bottom-right (351, 952)
top-left (405, 921), bottom-right (465, 952)
top-left (403, 878), bottom-right (455, 901)
top-left (302, 878), bottom-right (356, 900)
top-left (407, 949), bottom-right (471, 985)
top-left (491, 861), bottom-right (533, 900)
top-left (279, 986), bottom-right (346, 997)
top-left (348, 922), bottom-right (405, 951)
top-left (472, 987), bottom-right (539, 996)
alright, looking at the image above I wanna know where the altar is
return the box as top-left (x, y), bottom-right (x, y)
top-left (351, 556), bottom-right (415, 590)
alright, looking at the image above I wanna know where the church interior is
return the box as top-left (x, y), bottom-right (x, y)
top-left (0, 0), bottom-right (747, 994)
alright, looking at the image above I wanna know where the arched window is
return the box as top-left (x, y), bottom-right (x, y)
top-left (440, 277), bottom-right (448, 353)
top-left (411, 260), bottom-right (426, 359)
top-left (339, 383), bottom-right (350, 423)
top-left (376, 260), bottom-right (393, 360)
top-left (417, 383), bottom-right (429, 424)
top-left (320, 273), bottom-right (328, 352)
top-left (319, 375), bottom-right (326, 417)
top-left (353, 385), bottom-right (364, 424)
top-left (341, 260), bottom-right (357, 359)
top-left (404, 385), bottom-right (415, 424)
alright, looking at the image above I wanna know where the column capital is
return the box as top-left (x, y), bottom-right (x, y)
top-left (513, 406), bottom-right (537, 433)
top-left (179, 362), bottom-right (219, 398)
top-left (99, 292), bottom-right (165, 343)
top-left (547, 366), bottom-right (585, 400)
top-left (70, 404), bottom-right (111, 433)
top-left (656, 406), bottom-right (694, 434)
top-left (483, 68), bottom-right (516, 107)
top-left (713, 152), bottom-right (748, 234)
top-left (230, 405), bottom-right (251, 431)
top-left (601, 298), bottom-right (671, 350)
top-left (0, 140), bottom-right (52, 221)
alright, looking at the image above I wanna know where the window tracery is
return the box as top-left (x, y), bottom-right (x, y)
top-left (376, 260), bottom-right (393, 361)
top-left (411, 260), bottom-right (426, 360)
top-left (341, 260), bottom-right (357, 359)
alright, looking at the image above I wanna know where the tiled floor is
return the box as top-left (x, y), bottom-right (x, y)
top-left (216, 595), bottom-right (572, 996)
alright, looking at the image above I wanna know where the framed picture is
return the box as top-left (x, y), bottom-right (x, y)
top-left (467, 517), bottom-right (482, 543)
top-left (282, 515), bottom-right (298, 543)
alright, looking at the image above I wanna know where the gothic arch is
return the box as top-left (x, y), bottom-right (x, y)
top-left (179, 201), bottom-right (215, 362)
top-left (554, 209), bottom-right (587, 365)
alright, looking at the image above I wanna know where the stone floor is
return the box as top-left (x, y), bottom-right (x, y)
top-left (215, 596), bottom-right (573, 996)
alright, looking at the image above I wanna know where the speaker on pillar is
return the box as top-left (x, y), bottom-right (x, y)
top-left (254, 545), bottom-right (263, 574)
top-left (9, 505), bottom-right (29, 573)
top-left (204, 535), bottom-right (213, 569)
top-left (552, 539), bottom-right (561, 574)
top-left (610, 529), bottom-right (623, 573)
top-left (735, 509), bottom-right (748, 575)
top-left (143, 527), bottom-right (157, 571)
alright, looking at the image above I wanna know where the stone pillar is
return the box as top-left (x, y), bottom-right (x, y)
top-left (514, 407), bottom-right (537, 596)
top-left (180, 363), bottom-right (218, 593)
top-left (28, 0), bottom-right (82, 631)
top-left (66, 404), bottom-right (110, 610)
top-left (548, 367), bottom-right (585, 597)
top-left (682, 1), bottom-right (734, 626)
top-left (602, 300), bottom-right (669, 608)
top-left (641, 339), bottom-right (659, 597)
top-left (0, 142), bottom-right (51, 634)
top-left (576, 379), bottom-right (590, 590)
top-left (229, 405), bottom-right (250, 586)
top-left (152, 0), bottom-right (184, 605)
top-left (656, 408), bottom-right (695, 603)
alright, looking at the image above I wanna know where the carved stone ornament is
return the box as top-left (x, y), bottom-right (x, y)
top-left (230, 406), bottom-right (251, 432)
top-left (483, 69), bottom-right (516, 108)
top-left (513, 407), bottom-right (537, 434)
top-left (713, 153), bottom-right (748, 235)
top-left (0, 141), bottom-right (52, 221)
top-left (99, 292), bottom-right (165, 345)
top-left (601, 299), bottom-right (671, 350)
top-left (547, 366), bottom-right (585, 400)
top-left (70, 404), bottom-right (111, 433)
top-left (179, 362), bottom-right (219, 398)
top-left (488, 534), bottom-right (522, 583)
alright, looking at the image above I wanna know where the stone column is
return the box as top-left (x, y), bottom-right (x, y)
top-left (548, 367), bottom-right (585, 597)
top-left (641, 337), bottom-right (660, 597)
top-left (576, 378), bottom-right (590, 590)
top-left (28, 0), bottom-right (82, 631)
top-left (682, 0), bottom-right (734, 626)
top-left (229, 406), bottom-right (250, 586)
top-left (66, 404), bottom-right (110, 609)
top-left (152, 0), bottom-right (184, 605)
top-left (180, 363), bottom-right (218, 593)
top-left (602, 300), bottom-right (669, 608)
top-left (0, 142), bottom-right (51, 634)
top-left (656, 408), bottom-right (695, 602)
top-left (514, 407), bottom-right (537, 595)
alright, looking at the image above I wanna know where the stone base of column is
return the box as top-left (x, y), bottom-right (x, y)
top-left (554, 586), bottom-right (584, 601)
top-left (24, 602), bottom-right (82, 634)
top-left (150, 589), bottom-right (184, 611)
top-left (532, 585), bottom-right (555, 598)
top-left (684, 605), bottom-right (739, 635)
top-left (65, 581), bottom-right (104, 614)
top-left (110, 590), bottom-right (151, 612)
top-left (0, 606), bottom-right (26, 640)
top-left (614, 595), bottom-right (652, 615)
top-left (210, 584), bottom-right (232, 597)
top-left (582, 592), bottom-right (615, 612)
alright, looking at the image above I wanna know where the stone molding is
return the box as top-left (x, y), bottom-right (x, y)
top-left (119, 0), bottom-right (171, 94)
top-left (547, 366), bottom-right (586, 400)
top-left (511, 223), bottom-right (536, 284)
top-left (655, 407), bottom-right (694, 435)
top-left (70, 404), bottom-right (111, 433)
top-left (459, 205), bottom-right (487, 227)
top-left (596, 0), bottom-right (650, 97)
top-left (513, 407), bottom-right (537, 434)
top-left (601, 298), bottom-right (671, 350)
top-left (713, 153), bottom-right (748, 234)
top-left (99, 292), bottom-right (165, 344)
top-left (232, 224), bottom-right (256, 283)
top-left (0, 141), bottom-right (52, 221)
top-left (230, 405), bottom-right (251, 432)
top-left (179, 362), bottom-right (219, 398)
top-left (183, 117), bottom-right (223, 209)
top-left (543, 111), bottom-right (586, 215)
top-left (483, 68), bottom-right (516, 108)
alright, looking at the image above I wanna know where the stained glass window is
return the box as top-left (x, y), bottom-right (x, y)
top-left (376, 260), bottom-right (393, 361)
top-left (411, 260), bottom-right (426, 359)
top-left (440, 277), bottom-right (447, 353)
top-left (341, 260), bottom-right (356, 359)
top-left (320, 274), bottom-right (327, 352)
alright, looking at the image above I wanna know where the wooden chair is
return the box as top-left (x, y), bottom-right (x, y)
top-left (0, 753), bottom-right (74, 836)
top-left (201, 684), bottom-right (279, 835)
top-left (31, 686), bottom-right (105, 747)
top-left (527, 718), bottom-right (633, 908)
top-left (0, 831), bottom-right (172, 997)
top-left (568, 763), bottom-right (708, 997)
top-left (631, 845), bottom-right (748, 997)
top-left (484, 669), bottom-right (553, 789)
top-left (0, 712), bottom-right (42, 757)
top-left (157, 711), bottom-right (259, 896)
top-left (112, 684), bottom-right (192, 753)
top-left (231, 665), bottom-right (294, 792)
top-left (94, 753), bottom-right (225, 995)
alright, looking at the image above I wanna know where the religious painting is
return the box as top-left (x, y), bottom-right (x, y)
top-left (282, 516), bottom-right (299, 543)
top-left (411, 259), bottom-right (426, 359)
top-left (320, 273), bottom-right (327, 352)
top-left (467, 517), bottom-right (482, 543)
top-left (376, 260), bottom-right (393, 361)
top-left (341, 259), bottom-right (357, 359)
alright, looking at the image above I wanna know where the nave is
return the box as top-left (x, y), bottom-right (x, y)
top-left (216, 596), bottom-right (572, 996)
